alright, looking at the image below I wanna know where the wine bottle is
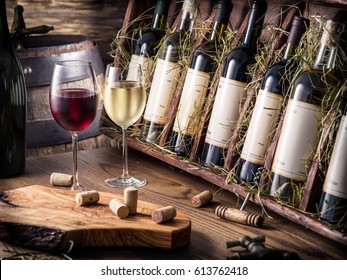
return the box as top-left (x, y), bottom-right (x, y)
top-left (269, 20), bottom-right (343, 205)
top-left (140, 0), bottom-right (199, 143)
top-left (319, 97), bottom-right (347, 223)
top-left (200, 0), bottom-right (267, 167)
top-left (171, 0), bottom-right (233, 156)
top-left (0, 1), bottom-right (27, 177)
top-left (127, 0), bottom-right (172, 82)
top-left (235, 16), bottom-right (309, 183)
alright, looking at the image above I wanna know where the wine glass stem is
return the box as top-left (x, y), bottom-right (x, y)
top-left (71, 132), bottom-right (80, 190)
top-left (122, 127), bottom-right (130, 179)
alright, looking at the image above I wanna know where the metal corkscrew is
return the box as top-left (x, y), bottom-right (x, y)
top-left (239, 167), bottom-right (264, 211)
top-left (11, 5), bottom-right (54, 49)
top-left (226, 235), bottom-right (300, 260)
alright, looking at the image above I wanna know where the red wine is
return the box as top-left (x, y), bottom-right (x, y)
top-left (200, 0), bottom-right (267, 167)
top-left (235, 16), bottom-right (309, 183)
top-left (171, 0), bottom-right (233, 156)
top-left (319, 98), bottom-right (347, 223)
top-left (50, 88), bottom-right (98, 132)
top-left (0, 2), bottom-right (26, 177)
top-left (269, 20), bottom-right (343, 205)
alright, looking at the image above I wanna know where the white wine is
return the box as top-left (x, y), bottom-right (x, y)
top-left (103, 81), bottom-right (146, 128)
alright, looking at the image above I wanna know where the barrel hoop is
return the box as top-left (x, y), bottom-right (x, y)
top-left (19, 43), bottom-right (104, 87)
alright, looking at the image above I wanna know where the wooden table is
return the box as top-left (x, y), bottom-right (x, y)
top-left (0, 147), bottom-right (346, 260)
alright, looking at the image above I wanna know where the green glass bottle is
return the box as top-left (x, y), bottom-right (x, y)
top-left (140, 0), bottom-right (200, 143)
top-left (0, 0), bottom-right (26, 177)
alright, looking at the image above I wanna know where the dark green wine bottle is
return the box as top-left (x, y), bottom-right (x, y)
top-left (0, 0), bottom-right (26, 177)
top-left (127, 0), bottom-right (172, 82)
top-left (269, 20), bottom-right (343, 205)
top-left (171, 0), bottom-right (233, 157)
top-left (319, 96), bottom-right (347, 224)
top-left (235, 16), bottom-right (309, 183)
top-left (140, 0), bottom-right (199, 143)
top-left (200, 0), bottom-right (267, 167)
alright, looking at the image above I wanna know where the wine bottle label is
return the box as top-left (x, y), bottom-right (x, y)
top-left (271, 99), bottom-right (322, 181)
top-left (173, 68), bottom-right (210, 136)
top-left (127, 54), bottom-right (154, 84)
top-left (241, 89), bottom-right (283, 164)
top-left (143, 58), bottom-right (180, 124)
top-left (323, 115), bottom-right (347, 199)
top-left (205, 78), bottom-right (247, 148)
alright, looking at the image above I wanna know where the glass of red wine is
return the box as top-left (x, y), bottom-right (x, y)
top-left (50, 60), bottom-right (98, 190)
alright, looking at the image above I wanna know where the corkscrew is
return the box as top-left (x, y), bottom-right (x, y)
top-left (239, 167), bottom-right (264, 211)
top-left (11, 5), bottom-right (54, 49)
top-left (226, 235), bottom-right (300, 260)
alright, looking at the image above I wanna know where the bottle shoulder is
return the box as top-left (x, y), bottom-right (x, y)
top-left (135, 30), bottom-right (165, 56)
top-left (292, 71), bottom-right (323, 103)
top-left (260, 61), bottom-right (287, 94)
top-left (222, 47), bottom-right (254, 82)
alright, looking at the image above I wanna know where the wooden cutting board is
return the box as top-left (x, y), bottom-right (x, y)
top-left (0, 185), bottom-right (191, 252)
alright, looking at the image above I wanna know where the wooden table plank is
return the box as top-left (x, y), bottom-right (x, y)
top-left (0, 147), bottom-right (346, 260)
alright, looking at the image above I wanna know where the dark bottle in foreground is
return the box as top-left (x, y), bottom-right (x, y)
top-left (127, 0), bottom-right (172, 82)
top-left (0, 1), bottom-right (26, 177)
top-left (171, 0), bottom-right (233, 156)
top-left (200, 0), bottom-right (267, 167)
top-left (269, 20), bottom-right (343, 205)
top-left (235, 16), bottom-right (309, 183)
top-left (319, 97), bottom-right (347, 223)
top-left (140, 0), bottom-right (199, 143)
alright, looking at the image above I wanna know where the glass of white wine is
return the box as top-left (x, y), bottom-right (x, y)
top-left (103, 63), bottom-right (147, 188)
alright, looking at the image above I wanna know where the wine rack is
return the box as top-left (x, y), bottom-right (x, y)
top-left (100, 0), bottom-right (347, 246)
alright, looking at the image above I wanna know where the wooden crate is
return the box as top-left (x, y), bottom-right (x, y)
top-left (100, 0), bottom-right (347, 246)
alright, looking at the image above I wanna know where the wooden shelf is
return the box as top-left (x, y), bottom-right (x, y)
top-left (101, 130), bottom-right (347, 247)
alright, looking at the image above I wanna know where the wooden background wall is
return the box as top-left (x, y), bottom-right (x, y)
top-left (5, 0), bottom-right (129, 65)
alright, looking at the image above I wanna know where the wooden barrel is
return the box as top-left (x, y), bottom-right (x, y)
top-left (16, 34), bottom-right (110, 156)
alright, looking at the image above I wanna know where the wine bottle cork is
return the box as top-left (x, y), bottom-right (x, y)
top-left (152, 206), bottom-right (176, 224)
top-left (191, 190), bottom-right (213, 207)
top-left (124, 187), bottom-right (138, 215)
top-left (75, 190), bottom-right (100, 206)
top-left (215, 205), bottom-right (264, 228)
top-left (109, 198), bottom-right (129, 219)
top-left (50, 172), bottom-right (73, 187)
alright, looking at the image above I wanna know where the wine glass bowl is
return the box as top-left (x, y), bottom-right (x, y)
top-left (103, 63), bottom-right (147, 188)
top-left (49, 60), bottom-right (98, 190)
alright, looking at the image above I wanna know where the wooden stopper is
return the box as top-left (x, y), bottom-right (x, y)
top-left (75, 190), bottom-right (100, 206)
top-left (124, 187), bottom-right (138, 215)
top-left (50, 172), bottom-right (73, 187)
top-left (152, 206), bottom-right (177, 224)
top-left (215, 205), bottom-right (264, 228)
top-left (109, 198), bottom-right (129, 219)
top-left (191, 190), bottom-right (213, 207)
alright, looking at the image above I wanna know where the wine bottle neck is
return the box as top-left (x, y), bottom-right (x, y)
top-left (208, 0), bottom-right (232, 42)
top-left (178, 0), bottom-right (199, 32)
top-left (151, 0), bottom-right (171, 31)
top-left (313, 20), bottom-right (343, 70)
top-left (282, 43), bottom-right (296, 61)
top-left (209, 21), bottom-right (227, 42)
top-left (151, 14), bottom-right (168, 31)
top-left (282, 16), bottom-right (310, 62)
top-left (241, 0), bottom-right (267, 51)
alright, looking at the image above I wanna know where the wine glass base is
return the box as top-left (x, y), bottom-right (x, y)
top-left (105, 176), bottom-right (147, 188)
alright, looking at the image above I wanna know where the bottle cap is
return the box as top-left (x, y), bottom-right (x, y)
top-left (287, 16), bottom-right (310, 45)
top-left (321, 20), bottom-right (344, 48)
top-left (214, 0), bottom-right (233, 24)
top-left (155, 0), bottom-right (172, 16)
